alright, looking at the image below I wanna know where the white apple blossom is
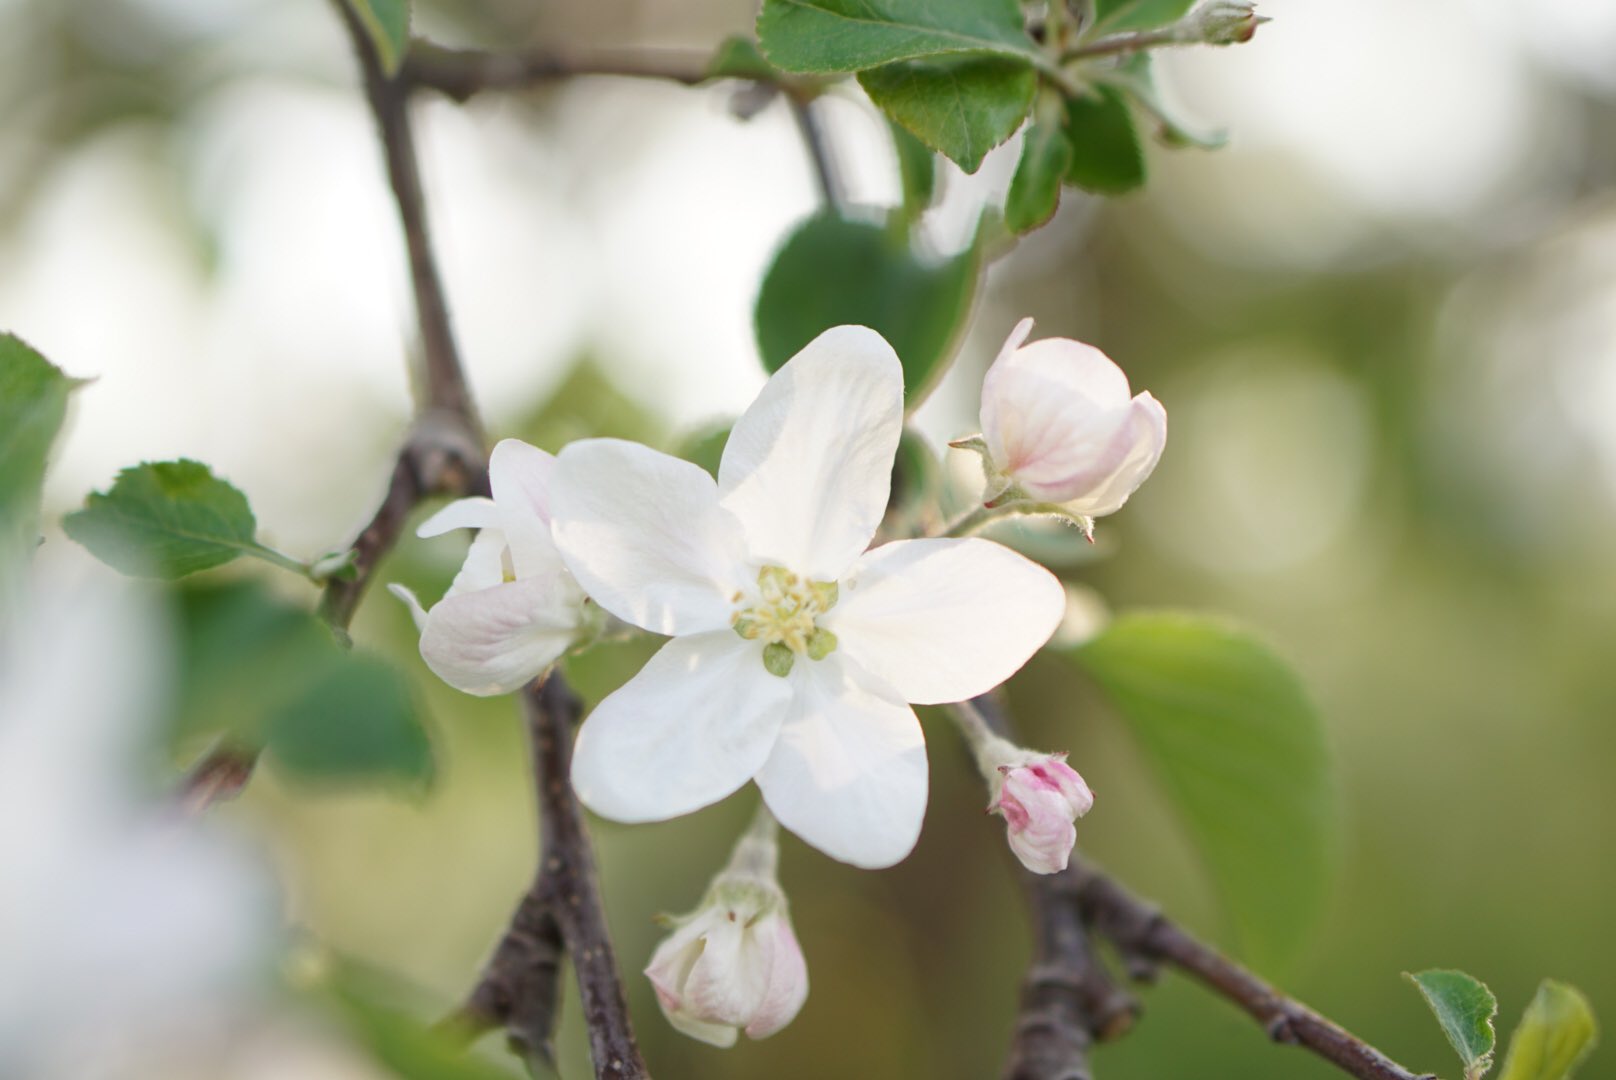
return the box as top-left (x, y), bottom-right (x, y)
top-left (989, 754), bottom-right (1095, 875)
top-left (965, 318), bottom-right (1167, 536)
top-left (645, 809), bottom-right (807, 1047)
top-left (397, 439), bottom-right (591, 695)
top-left (549, 326), bottom-right (1067, 868)
top-left (0, 567), bottom-right (276, 1079)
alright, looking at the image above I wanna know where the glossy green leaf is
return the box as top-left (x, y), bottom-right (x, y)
top-left (1092, 0), bottom-right (1195, 34)
top-left (347, 0), bottom-right (410, 75)
top-left (64, 460), bottom-right (302, 579)
top-left (1005, 119), bottom-right (1074, 233)
top-left (1406, 970), bottom-right (1498, 1080)
top-left (754, 212), bottom-right (979, 408)
top-left (1065, 85), bottom-right (1146, 194)
top-left (1073, 611), bottom-right (1336, 969)
top-left (1499, 981), bottom-right (1599, 1080)
top-left (860, 56), bottom-right (1037, 173)
top-left (757, 0), bottom-right (1038, 73)
top-left (265, 653), bottom-right (433, 789)
top-left (0, 333), bottom-right (76, 558)
top-left (889, 118), bottom-right (937, 218)
top-left (706, 35), bottom-right (780, 81)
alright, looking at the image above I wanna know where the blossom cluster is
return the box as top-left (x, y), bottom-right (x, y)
top-left (400, 319), bottom-right (1163, 1043)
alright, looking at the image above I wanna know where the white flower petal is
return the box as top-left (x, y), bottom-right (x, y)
top-left (1059, 391), bottom-right (1168, 516)
top-left (444, 527), bottom-right (510, 599)
top-left (745, 917), bottom-right (808, 1039)
top-left (665, 1007), bottom-right (739, 1048)
top-left (718, 326), bottom-right (903, 578)
top-left (825, 538), bottom-right (1065, 705)
top-left (417, 496), bottom-right (499, 538)
top-left (385, 584), bottom-right (428, 631)
top-left (489, 439), bottom-right (567, 579)
top-left (755, 656), bottom-right (927, 869)
top-left (418, 576), bottom-right (581, 696)
top-left (552, 439), bottom-right (749, 635)
top-left (684, 919), bottom-right (770, 1028)
top-left (571, 633), bottom-right (792, 823)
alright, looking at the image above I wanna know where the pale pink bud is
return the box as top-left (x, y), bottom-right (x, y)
top-left (645, 881), bottom-right (808, 1047)
top-left (990, 754), bottom-right (1095, 875)
top-left (978, 318), bottom-right (1167, 517)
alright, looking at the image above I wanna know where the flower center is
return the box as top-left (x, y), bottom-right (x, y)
top-left (731, 565), bottom-right (838, 677)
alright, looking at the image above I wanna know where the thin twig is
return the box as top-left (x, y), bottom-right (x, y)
top-left (1069, 860), bottom-right (1435, 1080)
top-left (404, 41), bottom-right (711, 102)
top-left (451, 674), bottom-right (650, 1078)
top-left (787, 96), bottom-right (844, 212)
top-left (338, 5), bottom-right (483, 431)
top-left (961, 696), bottom-right (1137, 1080)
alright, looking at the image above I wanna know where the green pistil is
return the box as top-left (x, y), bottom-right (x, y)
top-left (732, 564), bottom-right (841, 676)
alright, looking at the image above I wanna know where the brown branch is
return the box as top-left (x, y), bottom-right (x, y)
top-left (403, 41), bottom-right (711, 103)
top-left (1069, 860), bottom-right (1434, 1080)
top-left (338, 7), bottom-right (483, 431)
top-left (451, 673), bottom-right (649, 1078)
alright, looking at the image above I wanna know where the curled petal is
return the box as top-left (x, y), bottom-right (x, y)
top-left (444, 527), bottom-right (511, 599)
top-left (571, 634), bottom-right (792, 823)
top-left (825, 538), bottom-right (1065, 705)
top-left (418, 575), bottom-right (582, 696)
top-left (1058, 391), bottom-right (1167, 516)
top-left (490, 439), bottom-right (566, 579)
top-left (719, 325), bottom-right (903, 579)
top-left (552, 439), bottom-right (749, 636)
top-left (755, 655), bottom-right (926, 869)
top-left (745, 916), bottom-right (809, 1039)
top-left (416, 496), bottom-right (499, 538)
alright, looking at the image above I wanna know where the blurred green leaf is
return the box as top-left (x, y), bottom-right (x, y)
top-left (679, 421), bottom-right (735, 478)
top-left (265, 653), bottom-right (433, 790)
top-left (513, 361), bottom-right (666, 453)
top-left (64, 460), bottom-right (304, 579)
top-left (347, 0), bottom-right (411, 75)
top-left (757, 0), bottom-right (1038, 73)
top-left (860, 56), bottom-right (1037, 174)
top-left (1005, 119), bottom-right (1074, 233)
top-left (706, 35), bottom-right (780, 81)
top-left (1498, 981), bottom-right (1599, 1080)
top-left (888, 118), bottom-right (937, 219)
top-left (1065, 86), bottom-right (1145, 194)
top-left (0, 333), bottom-right (76, 559)
top-left (320, 958), bottom-right (523, 1080)
top-left (1092, 0), bottom-right (1195, 34)
top-left (1405, 969), bottom-right (1498, 1080)
top-left (171, 578), bottom-right (433, 791)
top-left (1073, 611), bottom-right (1336, 969)
top-left (755, 212), bottom-right (979, 408)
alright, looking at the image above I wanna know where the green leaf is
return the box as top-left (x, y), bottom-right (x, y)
top-left (1073, 612), bottom-right (1336, 969)
top-left (754, 212), bottom-right (979, 408)
top-left (319, 959), bottom-right (524, 1080)
top-left (346, 0), bottom-right (411, 75)
top-left (1065, 85), bottom-right (1146, 194)
top-left (1499, 981), bottom-right (1599, 1080)
top-left (64, 460), bottom-right (300, 579)
top-left (860, 56), bottom-right (1037, 174)
top-left (706, 35), bottom-right (780, 81)
top-left (679, 421), bottom-right (735, 479)
top-left (1405, 970), bottom-right (1498, 1080)
top-left (888, 118), bottom-right (937, 219)
top-left (0, 333), bottom-right (77, 559)
top-left (757, 0), bottom-right (1038, 73)
top-left (265, 653), bottom-right (434, 790)
top-left (1005, 119), bottom-right (1074, 233)
top-left (1092, 0), bottom-right (1196, 34)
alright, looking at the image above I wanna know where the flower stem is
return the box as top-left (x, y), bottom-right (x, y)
top-left (724, 802), bottom-right (782, 881)
top-left (948, 699), bottom-right (1021, 783)
top-left (940, 504), bottom-right (1000, 538)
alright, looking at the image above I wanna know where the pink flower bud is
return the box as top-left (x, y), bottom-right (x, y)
top-left (978, 318), bottom-right (1167, 518)
top-left (990, 754), bottom-right (1094, 875)
top-left (645, 882), bottom-right (808, 1047)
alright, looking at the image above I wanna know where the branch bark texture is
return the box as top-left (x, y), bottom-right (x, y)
top-left (455, 675), bottom-right (650, 1079)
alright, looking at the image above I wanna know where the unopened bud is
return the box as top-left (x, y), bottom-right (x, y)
top-left (988, 753), bottom-right (1095, 875)
top-left (1179, 2), bottom-right (1267, 46)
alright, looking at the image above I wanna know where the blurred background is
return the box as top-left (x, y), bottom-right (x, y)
top-left (3, 0), bottom-right (1615, 1076)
